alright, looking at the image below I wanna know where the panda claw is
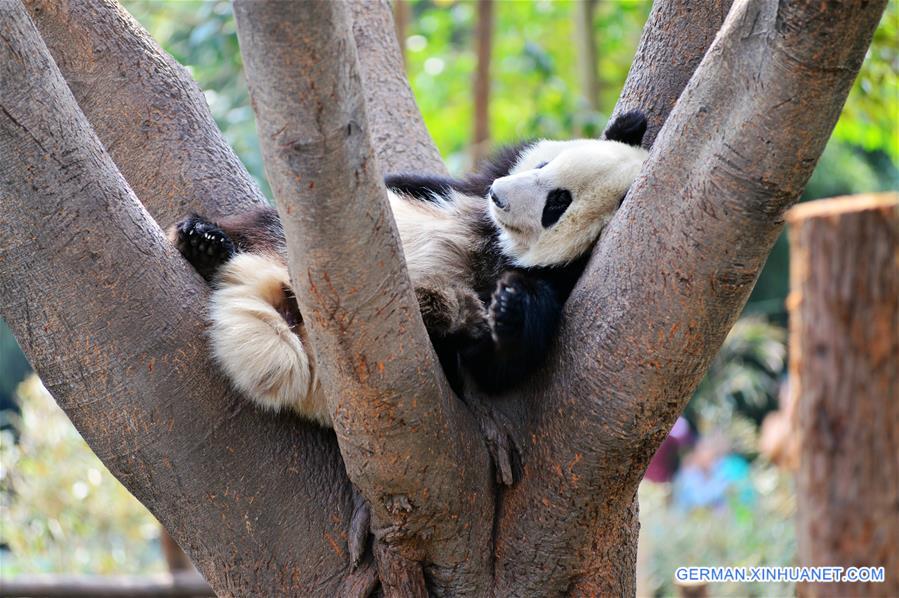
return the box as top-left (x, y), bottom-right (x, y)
top-left (171, 214), bottom-right (236, 281)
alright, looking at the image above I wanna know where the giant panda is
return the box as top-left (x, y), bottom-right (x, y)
top-left (169, 111), bottom-right (648, 426)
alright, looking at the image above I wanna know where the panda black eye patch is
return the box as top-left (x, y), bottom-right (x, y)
top-left (542, 188), bottom-right (573, 228)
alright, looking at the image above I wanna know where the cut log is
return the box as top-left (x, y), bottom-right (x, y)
top-left (788, 192), bottom-right (899, 597)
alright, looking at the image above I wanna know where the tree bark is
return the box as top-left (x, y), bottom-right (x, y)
top-left (609, 0), bottom-right (733, 147)
top-left (0, 0), bottom-right (889, 594)
top-left (23, 0), bottom-right (444, 225)
top-left (232, 2), bottom-right (492, 593)
top-left (492, 0), bottom-right (887, 593)
top-left (21, 0), bottom-right (267, 227)
top-left (0, 3), bottom-right (355, 595)
top-left (788, 193), bottom-right (899, 598)
top-left (350, 0), bottom-right (446, 175)
top-left (471, 0), bottom-right (493, 164)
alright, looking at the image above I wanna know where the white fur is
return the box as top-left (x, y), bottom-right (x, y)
top-left (204, 137), bottom-right (645, 425)
top-left (490, 139), bottom-right (648, 267)
top-left (209, 252), bottom-right (329, 426)
top-left (389, 189), bottom-right (482, 290)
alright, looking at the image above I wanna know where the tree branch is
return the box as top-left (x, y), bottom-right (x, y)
top-left (495, 0), bottom-right (888, 593)
top-left (23, 0), bottom-right (444, 227)
top-left (21, 0), bottom-right (266, 227)
top-left (610, 0), bottom-right (733, 147)
top-left (0, 3), bottom-right (355, 595)
top-left (349, 0), bottom-right (446, 175)
top-left (231, 2), bottom-right (492, 592)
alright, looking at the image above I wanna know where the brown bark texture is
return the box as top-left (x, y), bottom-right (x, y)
top-left (788, 193), bottom-right (899, 598)
top-left (231, 1), bottom-right (492, 593)
top-left (0, 1), bottom-right (359, 595)
top-left (21, 0), bottom-right (267, 227)
top-left (0, 0), bottom-right (889, 595)
top-left (609, 0), bottom-right (733, 148)
top-left (350, 0), bottom-right (446, 175)
top-left (491, 0), bottom-right (886, 592)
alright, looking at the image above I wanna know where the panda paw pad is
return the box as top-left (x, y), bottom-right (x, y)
top-left (489, 272), bottom-right (527, 344)
top-left (173, 214), bottom-right (235, 280)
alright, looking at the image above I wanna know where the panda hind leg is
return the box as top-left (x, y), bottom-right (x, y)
top-left (208, 253), bottom-right (330, 427)
top-left (170, 214), bottom-right (236, 281)
top-left (415, 285), bottom-right (489, 338)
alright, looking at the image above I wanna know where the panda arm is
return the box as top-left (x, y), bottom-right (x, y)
top-left (169, 207), bottom-right (284, 281)
top-left (461, 271), bottom-right (564, 394)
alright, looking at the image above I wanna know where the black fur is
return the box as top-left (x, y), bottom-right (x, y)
top-left (604, 110), bottom-right (647, 147)
top-left (387, 141), bottom-right (535, 204)
top-left (541, 188), bottom-right (573, 228)
top-left (173, 214), bottom-right (236, 281)
top-left (384, 174), bottom-right (457, 203)
top-left (454, 141), bottom-right (534, 198)
top-left (460, 255), bottom-right (590, 394)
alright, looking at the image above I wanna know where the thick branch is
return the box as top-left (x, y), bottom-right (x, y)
top-left (232, 2), bottom-right (491, 592)
top-left (495, 0), bottom-right (888, 593)
top-left (350, 0), bottom-right (446, 175)
top-left (610, 0), bottom-right (733, 147)
top-left (0, 3), bottom-right (354, 595)
top-left (22, 0), bottom-right (266, 227)
top-left (23, 0), bottom-right (443, 225)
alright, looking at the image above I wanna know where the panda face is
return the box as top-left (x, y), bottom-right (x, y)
top-left (488, 139), bottom-right (648, 268)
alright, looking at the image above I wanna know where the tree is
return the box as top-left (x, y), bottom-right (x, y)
top-left (471, 0), bottom-right (494, 164)
top-left (0, 0), bottom-right (887, 595)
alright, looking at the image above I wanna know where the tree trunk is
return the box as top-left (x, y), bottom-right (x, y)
top-left (0, 0), bottom-right (889, 594)
top-left (573, 0), bottom-right (600, 119)
top-left (393, 0), bottom-right (409, 68)
top-left (788, 193), bottom-right (899, 598)
top-left (471, 0), bottom-right (493, 165)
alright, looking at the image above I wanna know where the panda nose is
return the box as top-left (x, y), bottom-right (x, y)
top-left (488, 186), bottom-right (508, 210)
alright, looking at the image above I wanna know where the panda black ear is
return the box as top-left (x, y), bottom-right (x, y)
top-left (604, 110), bottom-right (647, 147)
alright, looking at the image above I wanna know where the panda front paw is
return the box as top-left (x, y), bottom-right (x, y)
top-left (172, 214), bottom-right (236, 281)
top-left (489, 271), bottom-right (529, 345)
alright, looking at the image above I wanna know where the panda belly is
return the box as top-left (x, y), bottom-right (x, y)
top-left (388, 190), bottom-right (477, 291)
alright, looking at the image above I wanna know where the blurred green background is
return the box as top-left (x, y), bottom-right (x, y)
top-left (1, 1), bottom-right (896, 596)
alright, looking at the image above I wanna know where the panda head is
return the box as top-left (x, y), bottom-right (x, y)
top-left (488, 111), bottom-right (648, 268)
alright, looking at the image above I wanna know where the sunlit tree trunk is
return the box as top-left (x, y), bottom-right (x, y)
top-left (574, 0), bottom-right (600, 127)
top-left (393, 0), bottom-right (409, 67)
top-left (472, 0), bottom-right (493, 165)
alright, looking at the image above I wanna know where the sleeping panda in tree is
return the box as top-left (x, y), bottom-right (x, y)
top-left (169, 111), bottom-right (648, 426)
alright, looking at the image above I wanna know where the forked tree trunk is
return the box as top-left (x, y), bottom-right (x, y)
top-left (788, 193), bottom-right (899, 598)
top-left (0, 0), bottom-right (889, 595)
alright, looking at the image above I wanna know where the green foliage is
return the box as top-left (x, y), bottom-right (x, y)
top-left (0, 377), bottom-right (164, 575)
top-left (405, 0), bottom-right (649, 172)
top-left (686, 318), bottom-right (786, 441)
top-left (639, 462), bottom-right (797, 598)
top-left (833, 2), bottom-right (899, 163)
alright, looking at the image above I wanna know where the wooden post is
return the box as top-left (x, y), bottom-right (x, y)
top-left (787, 193), bottom-right (899, 597)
